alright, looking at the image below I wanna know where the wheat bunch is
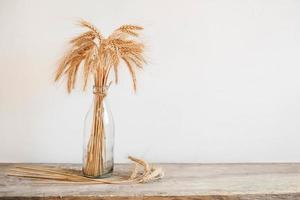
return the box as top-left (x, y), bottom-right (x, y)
top-left (54, 20), bottom-right (146, 178)
top-left (55, 20), bottom-right (146, 92)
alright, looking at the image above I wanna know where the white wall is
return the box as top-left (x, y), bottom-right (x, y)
top-left (1, 0), bottom-right (300, 163)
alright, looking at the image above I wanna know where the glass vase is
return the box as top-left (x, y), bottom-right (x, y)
top-left (82, 86), bottom-right (114, 178)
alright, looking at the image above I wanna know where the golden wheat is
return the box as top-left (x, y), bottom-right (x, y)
top-left (55, 20), bottom-right (145, 92)
top-left (55, 20), bottom-right (146, 177)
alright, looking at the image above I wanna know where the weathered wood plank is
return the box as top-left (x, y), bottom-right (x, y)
top-left (0, 163), bottom-right (300, 199)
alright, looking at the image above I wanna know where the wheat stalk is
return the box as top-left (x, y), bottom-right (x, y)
top-left (55, 20), bottom-right (146, 177)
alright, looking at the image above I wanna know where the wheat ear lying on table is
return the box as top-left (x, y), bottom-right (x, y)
top-left (7, 156), bottom-right (164, 184)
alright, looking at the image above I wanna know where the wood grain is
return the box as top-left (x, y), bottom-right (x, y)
top-left (1, 163), bottom-right (300, 199)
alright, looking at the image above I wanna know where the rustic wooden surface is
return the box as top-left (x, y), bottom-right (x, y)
top-left (0, 163), bottom-right (300, 199)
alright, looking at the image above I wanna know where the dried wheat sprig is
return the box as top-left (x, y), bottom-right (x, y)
top-left (118, 25), bottom-right (144, 31)
top-left (122, 57), bottom-right (137, 92)
top-left (117, 25), bottom-right (143, 37)
top-left (70, 31), bottom-right (95, 44)
top-left (109, 25), bottom-right (143, 40)
top-left (79, 20), bottom-right (103, 41)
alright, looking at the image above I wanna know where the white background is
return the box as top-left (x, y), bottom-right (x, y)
top-left (1, 0), bottom-right (300, 163)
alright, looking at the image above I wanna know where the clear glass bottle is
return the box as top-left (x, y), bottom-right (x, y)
top-left (82, 86), bottom-right (114, 178)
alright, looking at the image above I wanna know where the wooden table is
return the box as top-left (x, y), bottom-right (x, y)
top-left (1, 163), bottom-right (300, 199)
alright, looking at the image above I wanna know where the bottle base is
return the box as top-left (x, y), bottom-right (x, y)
top-left (82, 169), bottom-right (113, 179)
